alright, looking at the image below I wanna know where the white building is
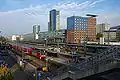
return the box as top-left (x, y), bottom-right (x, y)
top-left (12, 35), bottom-right (17, 41)
top-left (12, 35), bottom-right (23, 41)
top-left (96, 23), bottom-right (110, 34)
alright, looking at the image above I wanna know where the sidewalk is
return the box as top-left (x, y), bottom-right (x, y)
top-left (13, 68), bottom-right (36, 80)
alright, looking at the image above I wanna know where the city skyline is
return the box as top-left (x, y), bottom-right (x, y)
top-left (0, 0), bottom-right (120, 36)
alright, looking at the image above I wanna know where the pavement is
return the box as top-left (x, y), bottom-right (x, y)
top-left (46, 56), bottom-right (68, 65)
top-left (13, 68), bottom-right (36, 80)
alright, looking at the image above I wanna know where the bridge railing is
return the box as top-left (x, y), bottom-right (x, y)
top-left (70, 46), bottom-right (120, 72)
top-left (45, 65), bottom-right (68, 79)
top-left (46, 46), bottom-right (120, 79)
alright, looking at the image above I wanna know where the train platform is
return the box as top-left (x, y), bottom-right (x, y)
top-left (46, 56), bottom-right (68, 65)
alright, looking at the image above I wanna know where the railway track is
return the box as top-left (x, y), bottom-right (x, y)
top-left (9, 49), bottom-right (62, 71)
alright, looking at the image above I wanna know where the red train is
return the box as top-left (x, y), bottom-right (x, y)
top-left (8, 43), bottom-right (46, 59)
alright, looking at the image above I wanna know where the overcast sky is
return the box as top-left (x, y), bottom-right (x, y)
top-left (0, 0), bottom-right (120, 36)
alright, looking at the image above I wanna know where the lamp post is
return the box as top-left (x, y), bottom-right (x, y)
top-left (45, 58), bottom-right (48, 72)
top-left (108, 29), bottom-right (110, 45)
top-left (45, 57), bottom-right (53, 72)
top-left (44, 38), bottom-right (48, 71)
top-left (44, 38), bottom-right (47, 47)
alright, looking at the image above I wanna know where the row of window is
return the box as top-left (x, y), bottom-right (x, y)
top-left (75, 21), bottom-right (88, 24)
top-left (74, 26), bottom-right (87, 28)
top-left (75, 23), bottom-right (87, 26)
top-left (74, 28), bottom-right (87, 30)
top-left (75, 18), bottom-right (88, 21)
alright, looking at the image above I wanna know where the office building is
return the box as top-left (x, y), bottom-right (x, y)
top-left (66, 16), bottom-right (96, 43)
top-left (103, 25), bottom-right (120, 42)
top-left (49, 9), bottom-right (60, 31)
top-left (88, 17), bottom-right (96, 41)
top-left (103, 30), bottom-right (119, 42)
top-left (48, 22), bottom-right (50, 32)
top-left (96, 23), bottom-right (110, 34)
top-left (33, 25), bottom-right (40, 34)
top-left (33, 25), bottom-right (40, 39)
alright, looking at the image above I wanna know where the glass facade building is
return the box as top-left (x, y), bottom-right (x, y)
top-left (67, 16), bottom-right (88, 30)
top-left (49, 9), bottom-right (60, 31)
top-left (33, 25), bottom-right (40, 34)
top-left (67, 16), bottom-right (96, 43)
top-left (33, 25), bottom-right (40, 39)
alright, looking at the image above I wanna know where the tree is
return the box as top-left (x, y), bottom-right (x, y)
top-left (0, 36), bottom-right (7, 42)
top-left (96, 33), bottom-right (103, 40)
top-left (0, 65), bottom-right (13, 80)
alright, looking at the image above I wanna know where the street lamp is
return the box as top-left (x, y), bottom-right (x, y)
top-left (44, 38), bottom-right (47, 47)
top-left (44, 38), bottom-right (48, 71)
top-left (108, 29), bottom-right (110, 45)
top-left (45, 57), bottom-right (53, 71)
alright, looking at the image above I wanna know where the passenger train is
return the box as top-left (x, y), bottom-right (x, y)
top-left (8, 43), bottom-right (46, 59)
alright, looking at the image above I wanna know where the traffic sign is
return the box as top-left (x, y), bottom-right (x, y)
top-left (38, 73), bottom-right (41, 76)
top-left (72, 51), bottom-right (76, 55)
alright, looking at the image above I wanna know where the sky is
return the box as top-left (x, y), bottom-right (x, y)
top-left (0, 0), bottom-right (120, 36)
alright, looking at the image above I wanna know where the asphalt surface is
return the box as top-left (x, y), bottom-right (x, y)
top-left (13, 69), bottom-right (36, 80)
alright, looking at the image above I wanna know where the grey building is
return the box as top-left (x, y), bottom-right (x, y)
top-left (103, 30), bottom-right (120, 42)
top-left (22, 33), bottom-right (34, 41)
top-left (40, 29), bottom-right (66, 43)
top-left (22, 29), bottom-right (66, 43)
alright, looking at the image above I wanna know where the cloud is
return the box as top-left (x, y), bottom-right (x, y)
top-left (90, 0), bottom-right (106, 7)
top-left (0, 0), bottom-right (109, 36)
top-left (97, 12), bottom-right (120, 27)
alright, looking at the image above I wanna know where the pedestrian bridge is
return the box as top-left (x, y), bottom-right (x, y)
top-left (47, 46), bottom-right (120, 80)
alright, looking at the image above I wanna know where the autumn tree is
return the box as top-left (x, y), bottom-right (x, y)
top-left (0, 36), bottom-right (7, 42)
top-left (0, 65), bottom-right (13, 80)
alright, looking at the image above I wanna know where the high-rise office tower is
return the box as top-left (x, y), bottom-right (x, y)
top-left (33, 25), bottom-right (40, 39)
top-left (48, 22), bottom-right (50, 32)
top-left (49, 9), bottom-right (60, 31)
